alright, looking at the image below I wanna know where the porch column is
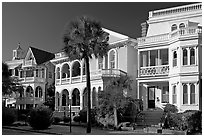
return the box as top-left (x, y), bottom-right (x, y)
top-left (195, 46), bottom-right (198, 65)
top-left (148, 50), bottom-right (150, 66)
top-left (60, 93), bottom-right (62, 111)
top-left (60, 67), bottom-right (62, 85)
top-left (187, 47), bottom-right (190, 65)
top-left (187, 83), bottom-right (190, 105)
top-left (70, 65), bottom-right (72, 84)
top-left (177, 82), bottom-right (182, 109)
top-left (91, 89), bottom-right (93, 109)
top-left (158, 49), bottom-right (161, 65)
top-left (80, 92), bottom-right (83, 110)
top-left (80, 64), bottom-right (83, 82)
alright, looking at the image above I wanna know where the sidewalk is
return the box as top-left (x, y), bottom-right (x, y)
top-left (3, 124), bottom-right (152, 135)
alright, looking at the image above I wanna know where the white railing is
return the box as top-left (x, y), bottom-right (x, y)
top-left (150, 3), bottom-right (201, 17)
top-left (56, 69), bottom-right (127, 85)
top-left (138, 26), bottom-right (202, 46)
top-left (140, 65), bottom-right (169, 77)
top-left (19, 77), bottom-right (45, 83)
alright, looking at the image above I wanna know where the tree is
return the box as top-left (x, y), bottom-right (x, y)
top-left (44, 83), bottom-right (55, 110)
top-left (2, 63), bottom-right (24, 96)
top-left (62, 16), bottom-right (109, 133)
top-left (98, 75), bottom-right (132, 127)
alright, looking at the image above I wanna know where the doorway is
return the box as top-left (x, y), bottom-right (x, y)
top-left (148, 86), bottom-right (155, 109)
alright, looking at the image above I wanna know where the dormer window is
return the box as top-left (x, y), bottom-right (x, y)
top-left (171, 24), bottom-right (177, 31)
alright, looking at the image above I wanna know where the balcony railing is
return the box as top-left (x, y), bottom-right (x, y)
top-left (137, 26), bottom-right (202, 46)
top-left (58, 106), bottom-right (80, 112)
top-left (150, 3), bottom-right (202, 18)
top-left (16, 97), bottom-right (43, 104)
top-left (140, 65), bottom-right (169, 77)
top-left (56, 69), bottom-right (127, 85)
top-left (19, 77), bottom-right (45, 83)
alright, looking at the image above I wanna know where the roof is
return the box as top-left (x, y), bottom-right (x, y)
top-left (29, 46), bottom-right (55, 65)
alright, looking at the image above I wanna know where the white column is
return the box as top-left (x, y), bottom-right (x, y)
top-left (148, 50), bottom-right (150, 66)
top-left (70, 65), bottom-right (72, 84)
top-left (177, 82), bottom-right (181, 109)
top-left (90, 88), bottom-right (93, 109)
top-left (195, 46), bottom-right (198, 65)
top-left (80, 92), bottom-right (83, 110)
top-left (187, 48), bottom-right (190, 65)
top-left (187, 83), bottom-right (190, 105)
top-left (80, 63), bottom-right (83, 82)
top-left (60, 66), bottom-right (62, 85)
top-left (158, 49), bottom-right (161, 65)
top-left (138, 51), bottom-right (140, 77)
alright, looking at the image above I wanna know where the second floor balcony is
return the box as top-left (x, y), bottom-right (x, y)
top-left (56, 69), bottom-right (127, 86)
top-left (139, 49), bottom-right (169, 77)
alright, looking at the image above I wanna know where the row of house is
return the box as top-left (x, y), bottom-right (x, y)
top-left (4, 3), bottom-right (202, 113)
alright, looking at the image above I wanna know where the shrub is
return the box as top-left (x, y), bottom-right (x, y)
top-left (53, 117), bottom-right (61, 124)
top-left (73, 116), bottom-right (81, 123)
top-left (187, 110), bottom-right (202, 134)
top-left (28, 105), bottom-right (53, 130)
top-left (63, 116), bottom-right (71, 123)
top-left (2, 107), bottom-right (17, 126)
top-left (163, 104), bottom-right (178, 114)
top-left (78, 108), bottom-right (97, 124)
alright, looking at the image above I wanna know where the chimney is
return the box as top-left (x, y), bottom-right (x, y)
top-left (141, 22), bottom-right (148, 37)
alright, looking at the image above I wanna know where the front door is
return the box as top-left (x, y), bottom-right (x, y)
top-left (148, 87), bottom-right (155, 108)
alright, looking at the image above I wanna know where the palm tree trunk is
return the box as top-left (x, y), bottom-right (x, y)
top-left (113, 103), bottom-right (118, 128)
top-left (85, 56), bottom-right (91, 133)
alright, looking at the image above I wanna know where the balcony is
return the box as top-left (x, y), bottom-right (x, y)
top-left (56, 69), bottom-right (127, 85)
top-left (137, 26), bottom-right (202, 47)
top-left (57, 106), bottom-right (80, 112)
top-left (19, 77), bottom-right (45, 83)
top-left (16, 97), bottom-right (43, 104)
top-left (140, 65), bottom-right (169, 77)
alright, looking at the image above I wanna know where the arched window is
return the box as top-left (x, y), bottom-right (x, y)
top-left (179, 23), bottom-right (185, 29)
top-left (109, 50), bottom-right (116, 69)
top-left (15, 69), bottom-right (19, 76)
top-left (83, 88), bottom-right (88, 108)
top-left (62, 89), bottom-right (69, 106)
top-left (190, 84), bottom-right (195, 104)
top-left (56, 67), bottom-right (60, 79)
top-left (72, 88), bottom-right (80, 106)
top-left (26, 86), bottom-right (33, 97)
top-left (61, 64), bottom-right (70, 78)
top-left (35, 86), bottom-right (42, 97)
top-left (171, 24), bottom-right (177, 31)
top-left (183, 84), bottom-right (188, 104)
top-left (72, 61), bottom-right (81, 77)
top-left (183, 48), bottom-right (188, 65)
top-left (98, 57), bottom-right (103, 69)
top-left (190, 48), bottom-right (195, 65)
top-left (92, 87), bottom-right (97, 107)
top-left (173, 51), bottom-right (177, 67)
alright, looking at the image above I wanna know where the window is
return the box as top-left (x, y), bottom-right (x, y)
top-left (173, 51), bottom-right (177, 67)
top-left (36, 69), bottom-right (39, 77)
top-left (109, 50), bottom-right (116, 69)
top-left (56, 67), bottom-right (60, 79)
top-left (162, 86), bottom-right (169, 103)
top-left (183, 84), bottom-right (188, 104)
top-left (183, 49), bottom-right (188, 65)
top-left (190, 48), bottom-right (195, 65)
top-left (171, 24), bottom-right (177, 31)
top-left (15, 69), bottom-right (19, 76)
top-left (62, 94), bottom-right (66, 106)
top-left (179, 23), bottom-right (185, 29)
top-left (20, 71), bottom-right (24, 78)
top-left (61, 64), bottom-right (70, 78)
top-left (83, 64), bottom-right (86, 75)
top-left (190, 84), bottom-right (195, 104)
top-left (72, 61), bottom-right (81, 77)
top-left (72, 88), bottom-right (80, 106)
top-left (26, 70), bottom-right (34, 77)
top-left (42, 69), bottom-right (45, 78)
top-left (98, 57), bottom-right (103, 69)
top-left (9, 69), bottom-right (13, 76)
top-left (49, 72), bottom-right (52, 78)
top-left (172, 85), bottom-right (177, 104)
top-left (92, 87), bottom-right (97, 107)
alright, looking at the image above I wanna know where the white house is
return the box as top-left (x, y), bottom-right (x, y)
top-left (51, 28), bottom-right (137, 115)
top-left (136, 3), bottom-right (202, 112)
top-left (5, 44), bottom-right (55, 109)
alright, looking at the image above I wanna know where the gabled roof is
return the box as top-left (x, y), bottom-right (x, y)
top-left (29, 46), bottom-right (55, 65)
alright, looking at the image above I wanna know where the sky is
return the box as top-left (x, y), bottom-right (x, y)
top-left (2, 2), bottom-right (197, 61)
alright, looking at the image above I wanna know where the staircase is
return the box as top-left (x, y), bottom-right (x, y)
top-left (136, 109), bottom-right (164, 126)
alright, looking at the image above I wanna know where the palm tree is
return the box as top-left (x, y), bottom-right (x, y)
top-left (62, 16), bottom-right (109, 133)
